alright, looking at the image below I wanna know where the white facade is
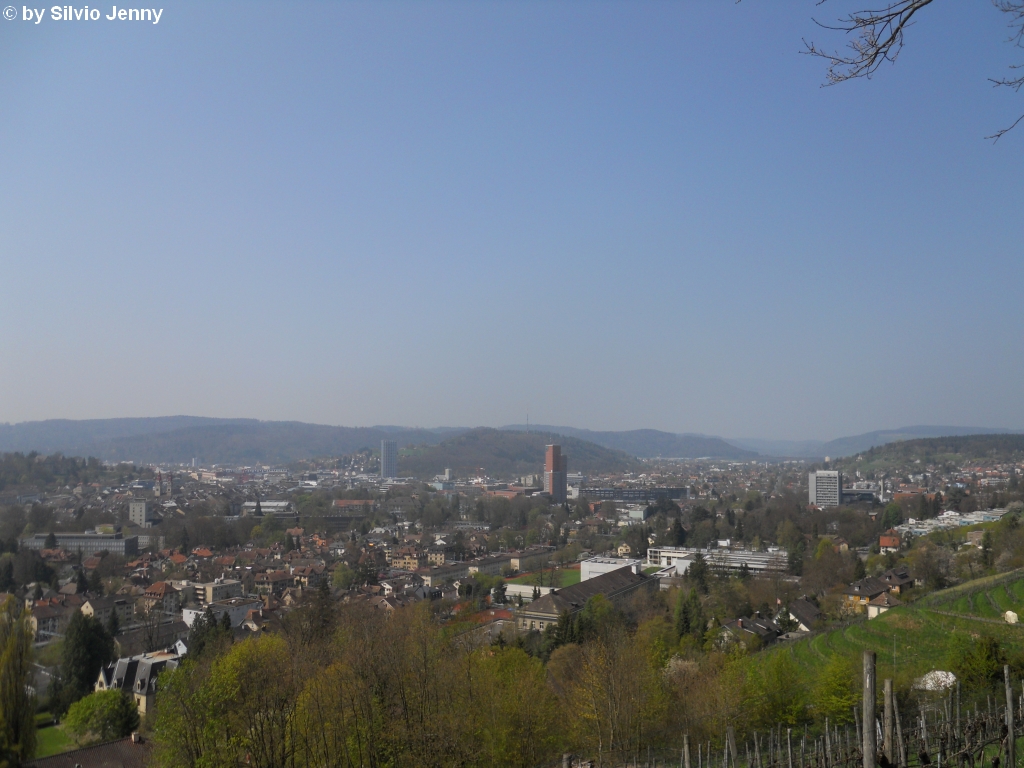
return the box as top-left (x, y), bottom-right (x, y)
top-left (809, 471), bottom-right (842, 508)
top-left (183, 598), bottom-right (262, 628)
top-left (580, 557), bottom-right (642, 581)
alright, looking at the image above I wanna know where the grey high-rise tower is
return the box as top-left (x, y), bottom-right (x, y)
top-left (380, 439), bottom-right (398, 479)
top-left (808, 470), bottom-right (842, 509)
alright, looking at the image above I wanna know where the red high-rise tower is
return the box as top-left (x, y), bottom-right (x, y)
top-left (544, 445), bottom-right (568, 503)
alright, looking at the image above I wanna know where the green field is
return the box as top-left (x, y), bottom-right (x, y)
top-left (768, 573), bottom-right (1024, 684)
top-left (508, 567), bottom-right (581, 588)
top-left (34, 725), bottom-right (74, 758)
top-left (928, 572), bottom-right (1024, 618)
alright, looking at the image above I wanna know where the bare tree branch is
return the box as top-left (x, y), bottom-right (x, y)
top-left (803, 0), bottom-right (936, 84)
top-left (804, 0), bottom-right (1024, 140)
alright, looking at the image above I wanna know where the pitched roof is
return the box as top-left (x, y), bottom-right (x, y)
top-left (22, 736), bottom-right (153, 767)
top-left (722, 615), bottom-right (782, 640)
top-left (843, 577), bottom-right (888, 598)
top-left (869, 592), bottom-right (902, 608)
top-left (519, 566), bottom-right (650, 618)
top-left (145, 582), bottom-right (177, 597)
top-left (787, 597), bottom-right (822, 629)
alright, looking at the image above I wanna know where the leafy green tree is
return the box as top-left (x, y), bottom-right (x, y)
top-left (811, 655), bottom-right (858, 725)
top-left (674, 588), bottom-right (704, 644)
top-left (64, 690), bottom-right (139, 745)
top-left (852, 556), bottom-right (866, 580)
top-left (948, 633), bottom-right (1005, 694)
top-left (52, 611), bottom-right (114, 716)
top-left (186, 606), bottom-right (229, 661)
top-left (982, 530), bottom-right (994, 568)
top-left (44, 531), bottom-right (57, 549)
top-left (688, 552), bottom-right (710, 594)
top-left (880, 503), bottom-right (903, 530)
top-left (88, 569), bottom-right (104, 595)
top-left (0, 596), bottom-right (36, 764)
top-left (0, 559), bottom-right (13, 592)
top-left (105, 609), bottom-right (120, 638)
top-left (668, 518), bottom-right (686, 546)
top-left (742, 650), bottom-right (808, 727)
top-left (331, 563), bottom-right (355, 589)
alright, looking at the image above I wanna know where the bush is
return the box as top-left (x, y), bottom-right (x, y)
top-left (64, 690), bottom-right (139, 745)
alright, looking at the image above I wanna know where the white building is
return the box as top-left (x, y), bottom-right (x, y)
top-left (809, 471), bottom-right (842, 509)
top-left (580, 557), bottom-right (642, 581)
top-left (646, 546), bottom-right (787, 576)
top-left (183, 597), bottom-right (263, 628)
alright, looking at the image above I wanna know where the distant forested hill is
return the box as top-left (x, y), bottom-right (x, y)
top-left (502, 425), bottom-right (756, 459)
top-left (841, 433), bottom-right (1024, 471)
top-left (400, 427), bottom-right (640, 479)
top-left (0, 419), bottom-right (459, 465)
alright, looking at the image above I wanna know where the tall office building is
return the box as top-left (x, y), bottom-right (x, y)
top-left (808, 470), bottom-right (842, 509)
top-left (544, 444), bottom-right (568, 504)
top-left (380, 439), bottom-right (398, 479)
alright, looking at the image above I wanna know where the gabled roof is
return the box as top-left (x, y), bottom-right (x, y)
top-left (145, 582), bottom-right (177, 597)
top-left (722, 615), bottom-right (782, 640)
top-left (869, 592), bottom-right (902, 608)
top-left (519, 566), bottom-right (650, 618)
top-left (843, 577), bottom-right (888, 598)
top-left (787, 597), bottom-right (822, 629)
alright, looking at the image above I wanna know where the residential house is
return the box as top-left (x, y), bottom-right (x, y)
top-left (95, 649), bottom-right (181, 715)
top-left (81, 596), bottom-right (135, 628)
top-left (291, 565), bottom-right (326, 588)
top-left (879, 531), bottom-right (902, 554)
top-left (879, 567), bottom-right (914, 594)
top-left (508, 547), bottom-right (553, 573)
top-left (842, 577), bottom-right (889, 611)
top-left (785, 597), bottom-right (822, 632)
top-left (867, 592), bottom-right (901, 619)
top-left (254, 570), bottom-right (292, 596)
top-left (719, 614), bottom-right (784, 649)
top-left (390, 548), bottom-right (426, 571)
top-left (141, 582), bottom-right (180, 615)
top-left (467, 554), bottom-right (512, 577)
top-left (30, 604), bottom-right (70, 641)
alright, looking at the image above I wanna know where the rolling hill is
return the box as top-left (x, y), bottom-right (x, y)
top-left (399, 427), bottom-right (640, 479)
top-left (839, 433), bottom-right (1024, 472)
top-left (0, 418), bottom-right (459, 466)
top-left (732, 426), bottom-right (1018, 459)
top-left (501, 425), bottom-right (757, 459)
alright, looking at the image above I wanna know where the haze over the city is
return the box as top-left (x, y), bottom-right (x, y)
top-left (2, 2), bottom-right (1023, 440)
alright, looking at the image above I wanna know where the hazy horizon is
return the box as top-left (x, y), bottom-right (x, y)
top-left (3, 2), bottom-right (1023, 441)
top-left (0, 414), bottom-right (1021, 447)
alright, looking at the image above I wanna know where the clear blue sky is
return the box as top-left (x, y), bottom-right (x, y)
top-left (1, 1), bottom-right (1022, 441)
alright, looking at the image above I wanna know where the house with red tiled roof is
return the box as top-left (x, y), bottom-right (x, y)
top-left (141, 581), bottom-right (179, 615)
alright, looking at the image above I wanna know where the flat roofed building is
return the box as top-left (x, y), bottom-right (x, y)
top-left (581, 557), bottom-right (642, 581)
top-left (381, 440), bottom-right (398, 479)
top-left (21, 532), bottom-right (138, 557)
top-left (544, 445), bottom-right (567, 504)
top-left (809, 471), bottom-right (842, 509)
top-left (646, 546), bottom-right (787, 575)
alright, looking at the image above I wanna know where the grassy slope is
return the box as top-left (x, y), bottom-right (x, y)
top-left (35, 725), bottom-right (74, 758)
top-left (771, 574), bottom-right (1024, 683)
